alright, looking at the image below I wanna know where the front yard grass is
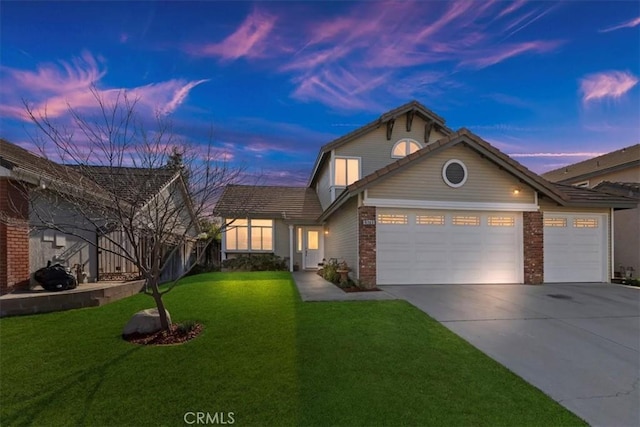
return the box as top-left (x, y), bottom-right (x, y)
top-left (0, 272), bottom-right (584, 426)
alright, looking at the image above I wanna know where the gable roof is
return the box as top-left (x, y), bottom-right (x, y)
top-left (0, 139), bottom-right (107, 198)
top-left (319, 129), bottom-right (637, 220)
top-left (69, 165), bottom-right (178, 207)
top-left (215, 185), bottom-right (323, 222)
top-left (541, 144), bottom-right (640, 183)
top-left (308, 100), bottom-right (454, 187)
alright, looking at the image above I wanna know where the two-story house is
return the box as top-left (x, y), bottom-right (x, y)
top-left (542, 145), bottom-right (640, 277)
top-left (215, 101), bottom-right (635, 287)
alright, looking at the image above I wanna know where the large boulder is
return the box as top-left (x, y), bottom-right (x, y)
top-left (122, 308), bottom-right (171, 335)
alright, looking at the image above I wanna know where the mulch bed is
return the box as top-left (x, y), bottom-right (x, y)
top-left (123, 323), bottom-right (204, 346)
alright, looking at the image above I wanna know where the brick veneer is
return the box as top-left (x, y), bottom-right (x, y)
top-left (1, 178), bottom-right (31, 295)
top-left (523, 211), bottom-right (543, 285)
top-left (358, 205), bottom-right (376, 288)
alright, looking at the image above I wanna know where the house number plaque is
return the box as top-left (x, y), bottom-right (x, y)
top-left (362, 219), bottom-right (376, 225)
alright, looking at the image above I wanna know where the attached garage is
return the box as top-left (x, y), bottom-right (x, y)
top-left (543, 212), bottom-right (608, 283)
top-left (376, 209), bottom-right (523, 285)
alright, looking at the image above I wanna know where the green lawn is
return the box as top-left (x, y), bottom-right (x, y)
top-left (0, 272), bottom-right (584, 426)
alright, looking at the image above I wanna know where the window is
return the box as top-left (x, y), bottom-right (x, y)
top-left (442, 159), bottom-right (468, 188)
top-left (574, 181), bottom-right (590, 188)
top-left (488, 216), bottom-right (515, 227)
top-left (416, 215), bottom-right (445, 225)
top-left (574, 218), bottom-right (598, 228)
top-left (226, 219), bottom-right (273, 251)
top-left (392, 139), bottom-right (422, 158)
top-left (296, 227), bottom-right (303, 252)
top-left (334, 157), bottom-right (360, 186)
top-left (307, 230), bottom-right (319, 250)
top-left (452, 215), bottom-right (480, 226)
top-left (378, 214), bottom-right (408, 224)
top-left (544, 218), bottom-right (567, 227)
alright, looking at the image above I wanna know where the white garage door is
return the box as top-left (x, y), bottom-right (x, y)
top-left (543, 213), bottom-right (608, 283)
top-left (377, 209), bottom-right (523, 285)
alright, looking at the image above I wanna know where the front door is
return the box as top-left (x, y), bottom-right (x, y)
top-left (303, 227), bottom-right (324, 269)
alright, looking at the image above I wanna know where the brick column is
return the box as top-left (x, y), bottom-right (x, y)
top-left (358, 206), bottom-right (376, 289)
top-left (523, 211), bottom-right (543, 285)
top-left (1, 179), bottom-right (31, 294)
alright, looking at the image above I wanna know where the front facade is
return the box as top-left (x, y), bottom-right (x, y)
top-left (542, 145), bottom-right (640, 277)
top-left (216, 102), bottom-right (635, 287)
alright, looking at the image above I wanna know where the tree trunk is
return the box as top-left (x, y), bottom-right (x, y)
top-left (148, 277), bottom-right (170, 331)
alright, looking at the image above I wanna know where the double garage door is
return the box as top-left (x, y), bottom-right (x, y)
top-left (377, 209), bottom-right (523, 285)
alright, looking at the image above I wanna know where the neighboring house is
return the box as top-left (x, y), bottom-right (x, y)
top-left (0, 139), bottom-right (198, 294)
top-left (215, 101), bottom-right (636, 286)
top-left (542, 147), bottom-right (640, 277)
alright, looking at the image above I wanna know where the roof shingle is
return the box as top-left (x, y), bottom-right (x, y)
top-left (214, 185), bottom-right (323, 222)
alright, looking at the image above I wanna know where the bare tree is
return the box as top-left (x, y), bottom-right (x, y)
top-left (22, 88), bottom-right (247, 330)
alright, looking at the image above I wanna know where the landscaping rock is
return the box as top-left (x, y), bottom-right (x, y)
top-left (122, 308), bottom-right (171, 335)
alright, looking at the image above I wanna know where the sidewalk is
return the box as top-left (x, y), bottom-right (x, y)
top-left (292, 271), bottom-right (396, 302)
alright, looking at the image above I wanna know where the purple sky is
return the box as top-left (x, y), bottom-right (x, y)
top-left (1, 1), bottom-right (638, 185)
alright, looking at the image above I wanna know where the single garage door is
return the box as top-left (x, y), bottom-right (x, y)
top-left (543, 213), bottom-right (608, 282)
top-left (377, 209), bottom-right (523, 285)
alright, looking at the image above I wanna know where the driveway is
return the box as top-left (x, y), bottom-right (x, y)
top-left (380, 283), bottom-right (640, 427)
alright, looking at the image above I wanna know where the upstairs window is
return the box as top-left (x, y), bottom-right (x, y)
top-left (392, 138), bottom-right (422, 158)
top-left (334, 157), bottom-right (360, 186)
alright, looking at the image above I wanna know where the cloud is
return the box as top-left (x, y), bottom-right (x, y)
top-left (181, 1), bottom-right (561, 111)
top-left (187, 9), bottom-right (276, 60)
top-left (508, 152), bottom-right (605, 158)
top-left (459, 40), bottom-right (562, 69)
top-left (599, 16), bottom-right (640, 33)
top-left (0, 52), bottom-right (208, 121)
top-left (580, 71), bottom-right (638, 103)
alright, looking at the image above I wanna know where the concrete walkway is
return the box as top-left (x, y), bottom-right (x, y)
top-left (292, 271), bottom-right (396, 301)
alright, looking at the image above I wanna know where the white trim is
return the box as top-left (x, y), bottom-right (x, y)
top-left (574, 180), bottom-right (590, 188)
top-left (364, 197), bottom-right (539, 212)
top-left (610, 207), bottom-right (614, 280)
top-left (288, 224), bottom-right (294, 273)
top-left (442, 159), bottom-right (468, 188)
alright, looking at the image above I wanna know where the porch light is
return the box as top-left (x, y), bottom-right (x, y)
top-left (513, 188), bottom-right (521, 195)
top-left (324, 228), bottom-right (329, 235)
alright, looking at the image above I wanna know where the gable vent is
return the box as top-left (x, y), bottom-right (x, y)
top-left (442, 159), bottom-right (468, 188)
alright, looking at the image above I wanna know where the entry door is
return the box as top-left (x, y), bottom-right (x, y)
top-left (303, 227), bottom-right (323, 269)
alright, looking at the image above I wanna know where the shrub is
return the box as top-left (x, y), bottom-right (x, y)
top-left (222, 254), bottom-right (288, 271)
top-left (322, 259), bottom-right (339, 283)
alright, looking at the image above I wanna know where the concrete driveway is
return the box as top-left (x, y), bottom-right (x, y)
top-left (380, 283), bottom-right (640, 427)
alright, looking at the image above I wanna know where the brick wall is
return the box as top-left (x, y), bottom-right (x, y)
top-left (523, 211), bottom-right (543, 285)
top-left (1, 178), bottom-right (31, 294)
top-left (358, 206), bottom-right (376, 288)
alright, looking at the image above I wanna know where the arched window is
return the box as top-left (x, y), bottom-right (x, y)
top-left (392, 138), bottom-right (422, 158)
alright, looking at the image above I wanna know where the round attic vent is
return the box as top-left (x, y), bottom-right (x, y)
top-left (442, 159), bottom-right (467, 188)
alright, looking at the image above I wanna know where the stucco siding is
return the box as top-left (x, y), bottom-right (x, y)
top-left (613, 207), bottom-right (639, 275)
top-left (367, 144), bottom-right (536, 204)
top-left (324, 197), bottom-right (358, 278)
top-left (336, 114), bottom-right (447, 179)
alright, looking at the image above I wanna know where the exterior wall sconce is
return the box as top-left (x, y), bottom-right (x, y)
top-left (513, 188), bottom-right (521, 195)
top-left (324, 228), bottom-right (329, 235)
